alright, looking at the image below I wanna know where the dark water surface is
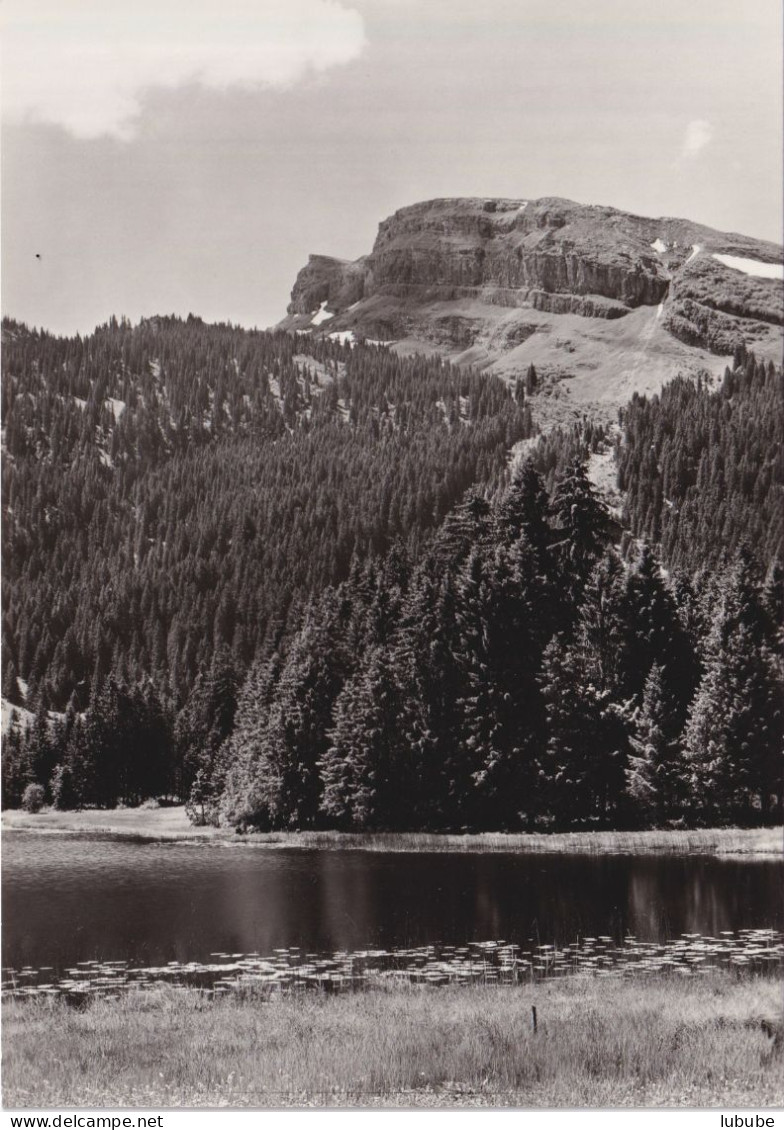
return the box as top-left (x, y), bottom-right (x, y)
top-left (3, 834), bottom-right (782, 973)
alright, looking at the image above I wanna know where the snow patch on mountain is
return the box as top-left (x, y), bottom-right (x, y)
top-left (712, 254), bottom-right (783, 280)
top-left (311, 302), bottom-right (333, 326)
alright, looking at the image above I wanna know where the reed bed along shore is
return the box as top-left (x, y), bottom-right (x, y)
top-left (3, 808), bottom-right (782, 856)
top-left (248, 826), bottom-right (784, 857)
top-left (4, 971), bottom-right (782, 1109)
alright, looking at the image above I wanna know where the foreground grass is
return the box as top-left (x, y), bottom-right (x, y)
top-left (4, 973), bottom-right (782, 1108)
top-left (3, 807), bottom-right (782, 856)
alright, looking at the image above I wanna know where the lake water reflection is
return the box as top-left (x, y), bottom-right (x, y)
top-left (3, 834), bottom-right (782, 973)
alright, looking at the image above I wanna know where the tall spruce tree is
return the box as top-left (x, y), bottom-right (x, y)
top-left (539, 634), bottom-right (628, 829)
top-left (321, 644), bottom-right (414, 830)
top-left (683, 552), bottom-right (784, 824)
top-left (1, 710), bottom-right (29, 806)
top-left (454, 547), bottom-right (509, 827)
top-left (550, 457), bottom-right (611, 618)
top-left (216, 654), bottom-right (281, 829)
top-left (176, 646), bottom-right (238, 807)
top-left (625, 663), bottom-right (684, 826)
top-left (454, 542), bottom-right (547, 828)
top-left (395, 562), bottom-right (467, 828)
top-left (430, 488), bottom-right (492, 572)
top-left (618, 543), bottom-right (698, 715)
top-left (495, 459), bottom-right (551, 559)
top-left (574, 550), bottom-right (627, 698)
top-left (247, 608), bottom-right (348, 829)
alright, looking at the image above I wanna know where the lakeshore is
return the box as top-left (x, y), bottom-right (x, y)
top-left (3, 807), bottom-right (782, 856)
top-left (5, 811), bottom-right (782, 1110)
top-left (4, 971), bottom-right (782, 1108)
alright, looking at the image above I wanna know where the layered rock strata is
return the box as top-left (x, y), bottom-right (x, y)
top-left (280, 197), bottom-right (783, 379)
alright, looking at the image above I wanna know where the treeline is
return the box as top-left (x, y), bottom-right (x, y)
top-left (1, 315), bottom-right (532, 711)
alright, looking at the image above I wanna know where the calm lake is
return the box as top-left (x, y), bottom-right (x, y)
top-left (3, 834), bottom-right (782, 973)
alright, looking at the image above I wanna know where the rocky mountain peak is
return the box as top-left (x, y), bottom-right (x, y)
top-left (279, 196), bottom-right (782, 421)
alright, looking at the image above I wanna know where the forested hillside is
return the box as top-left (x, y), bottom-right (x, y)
top-left (618, 346), bottom-right (782, 570)
top-left (210, 448), bottom-right (782, 833)
top-left (2, 320), bottom-right (781, 829)
top-left (2, 315), bottom-right (531, 710)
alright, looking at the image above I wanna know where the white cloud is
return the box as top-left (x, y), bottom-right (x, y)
top-left (681, 119), bottom-right (713, 159)
top-left (1, 0), bottom-right (366, 140)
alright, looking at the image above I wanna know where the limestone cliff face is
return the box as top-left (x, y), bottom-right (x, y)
top-left (368, 198), bottom-right (670, 307)
top-left (281, 196), bottom-right (782, 365)
top-left (288, 198), bottom-right (678, 315)
top-left (287, 255), bottom-right (368, 316)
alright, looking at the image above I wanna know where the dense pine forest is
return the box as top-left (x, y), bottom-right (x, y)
top-left (2, 315), bottom-right (530, 704)
top-left (619, 345), bottom-right (783, 572)
top-left (2, 317), bottom-right (782, 829)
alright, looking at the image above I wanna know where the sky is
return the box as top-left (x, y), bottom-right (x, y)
top-left (2, 0), bottom-right (782, 336)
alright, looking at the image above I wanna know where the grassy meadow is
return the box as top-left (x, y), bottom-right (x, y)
top-left (4, 972), bottom-right (783, 1109)
top-left (3, 806), bottom-right (782, 856)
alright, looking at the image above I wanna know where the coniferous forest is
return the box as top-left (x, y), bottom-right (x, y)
top-left (2, 317), bottom-right (782, 830)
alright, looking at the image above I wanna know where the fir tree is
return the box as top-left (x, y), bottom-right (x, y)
top-left (495, 458), bottom-right (551, 559)
top-left (244, 611), bottom-right (346, 829)
top-left (618, 543), bottom-right (698, 714)
top-left (539, 635), bottom-right (627, 829)
top-left (321, 645), bottom-right (413, 830)
top-left (50, 761), bottom-right (79, 811)
top-left (176, 646), bottom-right (238, 802)
top-left (574, 550), bottom-right (627, 698)
top-left (395, 563), bottom-right (467, 828)
top-left (1, 709), bottom-right (29, 807)
top-left (217, 654), bottom-right (281, 829)
top-left (550, 457), bottom-right (611, 616)
top-left (454, 544), bottom-right (545, 828)
top-left (625, 664), bottom-right (683, 826)
top-left (430, 488), bottom-right (492, 571)
top-left (2, 658), bottom-right (22, 705)
top-left (683, 556), bottom-right (784, 824)
top-left (26, 699), bottom-right (57, 803)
